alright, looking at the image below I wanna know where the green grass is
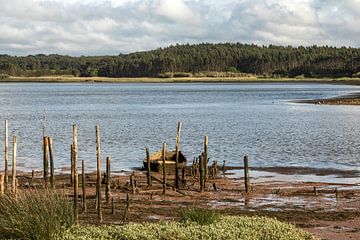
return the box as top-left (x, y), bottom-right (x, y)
top-left (60, 216), bottom-right (317, 240)
top-left (180, 208), bottom-right (220, 225)
top-left (0, 190), bottom-right (74, 240)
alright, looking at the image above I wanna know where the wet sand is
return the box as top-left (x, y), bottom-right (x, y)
top-left (11, 167), bottom-right (360, 240)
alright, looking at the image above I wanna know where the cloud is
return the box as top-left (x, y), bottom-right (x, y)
top-left (0, 0), bottom-right (359, 56)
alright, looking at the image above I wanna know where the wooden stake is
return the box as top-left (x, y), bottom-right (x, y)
top-left (0, 175), bottom-right (4, 195)
top-left (4, 120), bottom-right (8, 190)
top-left (70, 144), bottom-right (74, 186)
top-left (95, 125), bottom-right (102, 223)
top-left (222, 160), bottom-right (226, 177)
top-left (146, 148), bottom-right (152, 187)
top-left (73, 125), bottom-right (78, 224)
top-left (12, 136), bottom-right (17, 197)
top-left (105, 156), bottom-right (111, 205)
top-left (204, 136), bottom-right (208, 181)
top-left (48, 137), bottom-right (55, 188)
top-left (122, 193), bottom-right (130, 224)
top-left (111, 197), bottom-right (115, 215)
top-left (31, 170), bottom-right (35, 188)
top-left (162, 143), bottom-right (167, 195)
top-left (43, 136), bottom-right (49, 188)
top-left (82, 160), bottom-right (86, 213)
top-left (181, 166), bottom-right (186, 182)
top-left (174, 122), bottom-right (182, 189)
top-left (200, 154), bottom-right (205, 192)
top-left (244, 155), bottom-right (250, 193)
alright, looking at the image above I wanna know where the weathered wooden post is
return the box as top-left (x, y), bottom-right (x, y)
top-left (31, 170), bottom-right (35, 188)
top-left (70, 144), bottom-right (74, 186)
top-left (244, 155), bottom-right (250, 193)
top-left (222, 160), bottom-right (226, 177)
top-left (82, 160), bottom-right (86, 213)
top-left (73, 125), bottom-right (79, 224)
top-left (181, 166), bottom-right (186, 182)
top-left (146, 148), bottom-right (152, 187)
top-left (95, 125), bottom-right (102, 223)
top-left (204, 136), bottom-right (208, 181)
top-left (12, 136), bottom-right (17, 197)
top-left (48, 137), bottom-right (55, 188)
top-left (122, 193), bottom-right (130, 224)
top-left (162, 143), bottom-right (167, 195)
top-left (0, 175), bottom-right (4, 195)
top-left (111, 197), bottom-right (115, 215)
top-left (106, 156), bottom-right (111, 205)
top-left (199, 154), bottom-right (205, 192)
top-left (175, 122), bottom-right (182, 189)
top-left (4, 120), bottom-right (8, 190)
top-left (43, 136), bottom-right (49, 188)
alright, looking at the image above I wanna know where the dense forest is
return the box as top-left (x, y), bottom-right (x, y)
top-left (0, 43), bottom-right (359, 78)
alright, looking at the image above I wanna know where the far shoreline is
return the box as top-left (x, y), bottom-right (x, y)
top-left (2, 75), bottom-right (360, 85)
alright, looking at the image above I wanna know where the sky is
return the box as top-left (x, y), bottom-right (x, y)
top-left (0, 0), bottom-right (359, 56)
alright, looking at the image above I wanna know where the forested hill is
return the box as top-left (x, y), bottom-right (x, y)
top-left (0, 43), bottom-right (360, 78)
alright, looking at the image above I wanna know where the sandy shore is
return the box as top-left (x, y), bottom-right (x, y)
top-left (10, 167), bottom-right (360, 240)
top-left (295, 92), bottom-right (360, 105)
top-left (1, 75), bottom-right (360, 84)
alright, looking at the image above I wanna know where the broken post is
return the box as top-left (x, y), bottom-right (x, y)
top-left (73, 125), bottom-right (79, 224)
top-left (146, 148), bottom-right (152, 187)
top-left (0, 175), bottom-right (4, 195)
top-left (175, 122), bottom-right (182, 189)
top-left (70, 144), bottom-right (74, 186)
top-left (199, 154), bottom-right (205, 192)
top-left (130, 173), bottom-right (135, 194)
top-left (244, 155), bottom-right (250, 193)
top-left (12, 136), bottom-right (17, 197)
top-left (4, 120), bottom-right (8, 190)
top-left (95, 125), bottom-right (102, 223)
top-left (106, 156), bottom-right (111, 205)
top-left (43, 136), bottom-right (49, 188)
top-left (48, 137), bottom-right (55, 188)
top-left (162, 143), bottom-right (166, 195)
top-left (82, 160), bottom-right (86, 213)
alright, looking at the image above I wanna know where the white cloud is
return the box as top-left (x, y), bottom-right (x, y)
top-left (0, 0), bottom-right (358, 56)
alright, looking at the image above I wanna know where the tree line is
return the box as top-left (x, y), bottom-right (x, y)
top-left (0, 43), bottom-right (359, 78)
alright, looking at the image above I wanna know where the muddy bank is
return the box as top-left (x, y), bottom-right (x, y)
top-left (10, 168), bottom-right (360, 240)
top-left (295, 92), bottom-right (360, 105)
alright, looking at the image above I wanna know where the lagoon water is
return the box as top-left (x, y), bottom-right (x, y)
top-left (1, 82), bottom-right (360, 173)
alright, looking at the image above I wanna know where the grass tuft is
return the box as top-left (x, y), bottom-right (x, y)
top-left (180, 208), bottom-right (220, 225)
top-left (0, 189), bottom-right (74, 240)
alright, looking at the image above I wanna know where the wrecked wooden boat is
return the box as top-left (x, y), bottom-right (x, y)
top-left (143, 150), bottom-right (187, 172)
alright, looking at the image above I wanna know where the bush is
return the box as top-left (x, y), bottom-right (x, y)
top-left (0, 190), bottom-right (74, 240)
top-left (61, 216), bottom-right (317, 240)
top-left (180, 208), bottom-right (220, 225)
top-left (173, 72), bottom-right (193, 78)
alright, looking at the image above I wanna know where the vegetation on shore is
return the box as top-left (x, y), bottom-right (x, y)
top-left (0, 43), bottom-right (359, 79)
top-left (0, 190), bottom-right (74, 240)
top-left (60, 215), bottom-right (317, 240)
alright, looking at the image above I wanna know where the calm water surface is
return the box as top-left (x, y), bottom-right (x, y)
top-left (1, 82), bottom-right (360, 172)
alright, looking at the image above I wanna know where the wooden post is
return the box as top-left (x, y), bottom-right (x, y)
top-left (174, 122), bottom-right (182, 189)
top-left (111, 197), bottom-right (115, 215)
top-left (162, 143), bottom-right (166, 195)
top-left (204, 136), bottom-right (208, 181)
top-left (199, 154), bottom-right (205, 192)
top-left (70, 144), bottom-right (74, 186)
top-left (4, 120), bottom-right (8, 190)
top-left (181, 166), bottom-right (185, 182)
top-left (146, 148), bottom-right (152, 187)
top-left (73, 125), bottom-right (78, 224)
top-left (31, 170), bottom-right (35, 188)
top-left (48, 137), bottom-right (55, 188)
top-left (43, 136), bottom-right (49, 188)
top-left (95, 125), bottom-right (102, 223)
top-left (12, 136), bottom-right (17, 197)
top-left (244, 155), bottom-right (250, 193)
top-left (214, 160), bottom-right (218, 177)
top-left (82, 160), bottom-right (86, 213)
top-left (0, 175), bottom-right (4, 195)
top-left (222, 160), bottom-right (226, 177)
top-left (106, 156), bottom-right (111, 205)
top-left (122, 193), bottom-right (130, 224)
